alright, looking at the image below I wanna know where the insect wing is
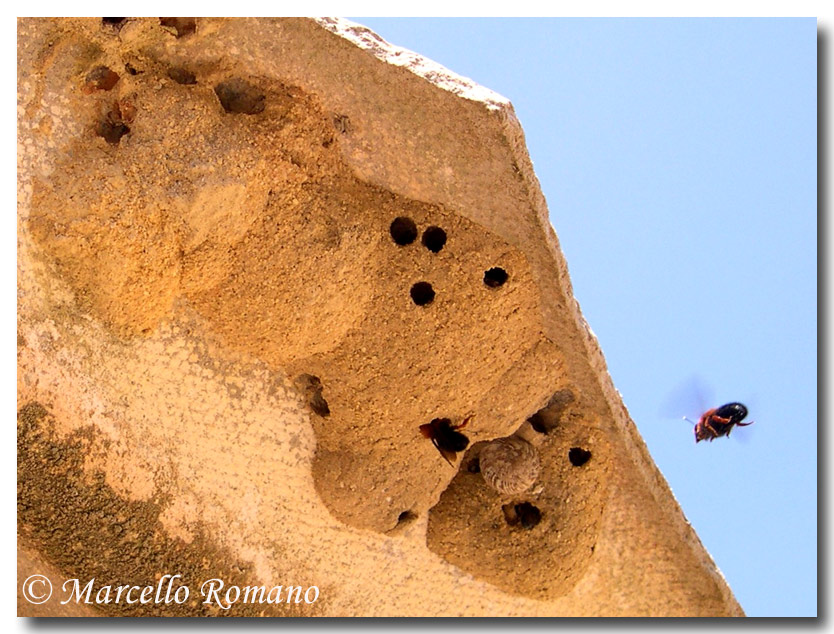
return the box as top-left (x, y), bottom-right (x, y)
top-left (660, 375), bottom-right (713, 432)
top-left (659, 375), bottom-right (711, 418)
top-left (432, 438), bottom-right (458, 466)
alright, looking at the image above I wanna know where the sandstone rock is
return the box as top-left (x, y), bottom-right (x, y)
top-left (17, 17), bottom-right (744, 616)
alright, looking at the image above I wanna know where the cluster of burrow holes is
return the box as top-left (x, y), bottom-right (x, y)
top-left (88, 18), bottom-right (593, 532)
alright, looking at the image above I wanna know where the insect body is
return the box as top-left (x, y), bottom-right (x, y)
top-left (691, 402), bottom-right (754, 442)
top-left (420, 416), bottom-right (472, 466)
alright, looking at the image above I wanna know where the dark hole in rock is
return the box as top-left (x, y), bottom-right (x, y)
top-left (214, 78), bottom-right (265, 115)
top-left (96, 102), bottom-right (133, 145)
top-left (97, 120), bottom-right (130, 145)
top-left (528, 389), bottom-right (575, 434)
top-left (397, 510), bottom-right (418, 525)
top-left (528, 412), bottom-right (548, 434)
top-left (125, 63), bottom-right (141, 75)
top-left (168, 67), bottom-right (197, 85)
top-left (159, 17), bottom-right (196, 38)
top-left (502, 502), bottom-right (542, 529)
top-left (515, 502), bottom-right (542, 529)
top-left (297, 374), bottom-right (330, 417)
top-left (467, 457), bottom-right (480, 474)
top-left (309, 394), bottom-right (330, 417)
top-left (421, 226), bottom-right (447, 253)
top-left (389, 217), bottom-right (417, 246)
top-left (84, 66), bottom-right (119, 92)
top-left (484, 267), bottom-right (509, 288)
top-left (102, 17), bottom-right (126, 29)
top-left (410, 282), bottom-right (435, 306)
top-left (569, 447), bottom-right (592, 467)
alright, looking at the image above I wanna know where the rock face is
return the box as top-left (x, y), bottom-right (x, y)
top-left (17, 17), bottom-right (744, 616)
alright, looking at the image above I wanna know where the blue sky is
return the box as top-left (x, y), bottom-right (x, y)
top-left (352, 18), bottom-right (817, 617)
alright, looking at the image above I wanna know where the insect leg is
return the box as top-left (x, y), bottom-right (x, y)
top-left (454, 414), bottom-right (474, 431)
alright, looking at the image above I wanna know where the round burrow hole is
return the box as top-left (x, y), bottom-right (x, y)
top-left (502, 502), bottom-right (542, 529)
top-left (389, 217), bottom-right (417, 246)
top-left (569, 447), bottom-right (592, 467)
top-left (96, 103), bottom-right (132, 145)
top-left (296, 374), bottom-right (330, 417)
top-left (528, 413), bottom-right (549, 434)
top-left (410, 282), bottom-right (435, 306)
top-left (397, 510), bottom-right (418, 526)
top-left (421, 226), bottom-right (447, 253)
top-left (96, 101), bottom-right (134, 145)
top-left (160, 17), bottom-right (196, 38)
top-left (102, 17), bottom-right (127, 30)
top-left (214, 78), bottom-right (265, 115)
top-left (97, 120), bottom-right (129, 144)
top-left (527, 389), bottom-right (574, 434)
top-left (484, 267), bottom-right (509, 288)
top-left (168, 66), bottom-right (196, 85)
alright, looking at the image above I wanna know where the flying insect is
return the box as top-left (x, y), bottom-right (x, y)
top-left (420, 415), bottom-right (472, 466)
top-left (687, 402), bottom-right (754, 443)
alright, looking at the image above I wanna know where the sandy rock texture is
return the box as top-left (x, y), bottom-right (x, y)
top-left (17, 17), bottom-right (744, 616)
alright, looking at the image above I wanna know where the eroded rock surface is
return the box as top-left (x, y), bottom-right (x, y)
top-left (18, 17), bottom-right (744, 616)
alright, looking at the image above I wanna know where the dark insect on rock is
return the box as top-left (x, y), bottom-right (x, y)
top-left (690, 402), bottom-right (754, 443)
top-left (419, 415), bottom-right (472, 467)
